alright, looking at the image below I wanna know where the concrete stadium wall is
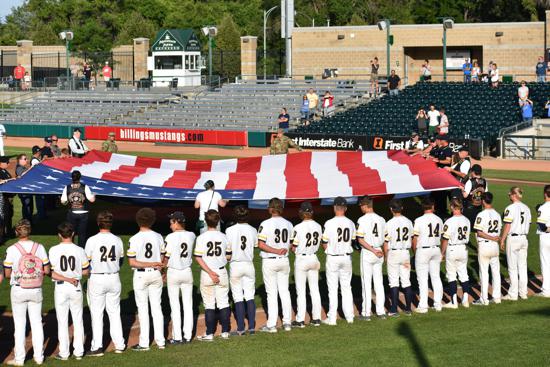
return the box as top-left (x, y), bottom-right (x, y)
top-left (3, 123), bottom-right (84, 139)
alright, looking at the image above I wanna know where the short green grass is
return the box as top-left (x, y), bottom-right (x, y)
top-left (484, 169), bottom-right (549, 183)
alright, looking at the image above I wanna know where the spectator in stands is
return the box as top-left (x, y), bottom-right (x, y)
top-left (322, 91), bottom-right (335, 117)
top-left (69, 128), bottom-right (89, 158)
top-left (536, 56), bottom-right (547, 83)
top-left (388, 70), bottom-right (401, 96)
top-left (416, 108), bottom-right (428, 136)
top-left (462, 58), bottom-right (472, 83)
top-left (13, 64), bottom-right (25, 89)
top-left (50, 135), bottom-right (61, 157)
top-left (300, 95), bottom-right (310, 125)
top-left (40, 137), bottom-right (54, 160)
top-left (521, 99), bottom-right (533, 123)
top-left (421, 60), bottom-right (432, 81)
top-left (370, 57), bottom-right (379, 96)
top-left (438, 107), bottom-right (449, 135)
top-left (490, 63), bottom-right (499, 88)
top-left (22, 72), bottom-right (31, 91)
top-left (545, 99), bottom-right (550, 117)
top-left (427, 105), bottom-right (440, 136)
top-left (471, 61), bottom-right (481, 83)
top-left (306, 88), bottom-right (319, 118)
top-left (405, 132), bottom-right (424, 155)
top-left (102, 61), bottom-right (112, 83)
top-left (83, 63), bottom-right (92, 89)
top-left (15, 154), bottom-right (33, 223)
top-left (277, 108), bottom-right (290, 133)
top-left (518, 81), bottom-right (529, 105)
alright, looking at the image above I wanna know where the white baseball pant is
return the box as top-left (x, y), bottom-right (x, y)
top-left (326, 255), bottom-right (354, 323)
top-left (133, 269), bottom-right (165, 348)
top-left (387, 249), bottom-right (411, 288)
top-left (167, 267), bottom-right (194, 342)
top-left (294, 254), bottom-right (321, 322)
top-left (540, 235), bottom-right (550, 296)
top-left (200, 268), bottom-right (229, 309)
top-left (262, 257), bottom-right (292, 328)
top-left (478, 241), bottom-right (501, 303)
top-left (360, 250), bottom-right (385, 316)
top-left (87, 273), bottom-right (125, 351)
top-left (54, 282), bottom-right (84, 358)
top-left (446, 245), bottom-right (469, 282)
top-left (415, 247), bottom-right (443, 309)
top-left (230, 261), bottom-right (256, 302)
top-left (506, 235), bottom-right (528, 299)
top-left (0, 138), bottom-right (5, 156)
top-left (10, 286), bottom-right (44, 364)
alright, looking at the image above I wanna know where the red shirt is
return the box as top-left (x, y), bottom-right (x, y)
top-left (102, 66), bottom-right (112, 78)
top-left (14, 66), bottom-right (25, 80)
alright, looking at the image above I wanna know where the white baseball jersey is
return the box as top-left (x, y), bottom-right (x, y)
top-left (356, 212), bottom-right (386, 248)
top-left (85, 232), bottom-right (124, 274)
top-left (49, 243), bottom-right (89, 280)
top-left (194, 230), bottom-right (231, 269)
top-left (226, 223), bottom-right (258, 262)
top-left (503, 202), bottom-right (531, 235)
top-left (258, 217), bottom-right (294, 258)
top-left (413, 213), bottom-right (444, 248)
top-left (322, 216), bottom-right (356, 255)
top-left (196, 190), bottom-right (223, 220)
top-left (0, 124), bottom-right (6, 137)
top-left (3, 241), bottom-right (49, 286)
top-left (474, 208), bottom-right (502, 239)
top-left (127, 230), bottom-right (165, 263)
top-left (164, 230), bottom-right (196, 270)
top-left (292, 219), bottom-right (323, 255)
top-left (443, 215), bottom-right (471, 245)
top-left (537, 202), bottom-right (550, 236)
top-left (385, 215), bottom-right (414, 250)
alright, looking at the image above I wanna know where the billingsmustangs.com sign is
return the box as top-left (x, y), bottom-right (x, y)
top-left (85, 126), bottom-right (248, 146)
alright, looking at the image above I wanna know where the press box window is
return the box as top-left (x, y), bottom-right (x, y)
top-left (155, 56), bottom-right (182, 70)
top-left (185, 55), bottom-right (199, 70)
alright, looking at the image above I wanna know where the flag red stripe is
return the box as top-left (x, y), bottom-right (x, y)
top-left (101, 165), bottom-right (148, 183)
top-left (135, 156), bottom-right (162, 168)
top-left (163, 170), bottom-right (203, 188)
top-left (284, 152), bottom-right (319, 199)
top-left (186, 160), bottom-right (213, 171)
top-left (225, 157), bottom-right (262, 189)
top-left (336, 151), bottom-right (387, 195)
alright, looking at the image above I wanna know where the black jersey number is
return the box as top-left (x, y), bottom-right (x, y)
top-left (144, 243), bottom-right (153, 258)
top-left (180, 243), bottom-right (188, 258)
top-left (99, 246), bottom-right (116, 262)
top-left (428, 223), bottom-right (440, 238)
top-left (372, 223), bottom-right (379, 237)
top-left (396, 227), bottom-right (410, 242)
top-left (240, 236), bottom-right (247, 250)
top-left (520, 211), bottom-right (525, 224)
top-left (337, 228), bottom-right (351, 242)
top-left (457, 226), bottom-right (468, 241)
top-left (305, 232), bottom-right (320, 247)
top-left (487, 220), bottom-right (499, 234)
top-left (206, 241), bottom-right (222, 256)
top-left (60, 255), bottom-right (76, 272)
top-left (274, 229), bottom-right (289, 243)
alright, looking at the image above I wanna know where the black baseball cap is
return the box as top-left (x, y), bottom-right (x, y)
top-left (436, 134), bottom-right (449, 141)
top-left (0, 156), bottom-right (9, 164)
top-left (32, 145), bottom-right (41, 154)
top-left (458, 145), bottom-right (469, 152)
top-left (44, 136), bottom-right (52, 143)
top-left (168, 211), bottom-right (186, 223)
top-left (333, 196), bottom-right (347, 207)
top-left (300, 201), bottom-right (313, 213)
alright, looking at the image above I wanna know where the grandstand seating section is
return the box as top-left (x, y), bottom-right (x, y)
top-left (296, 82), bottom-right (549, 144)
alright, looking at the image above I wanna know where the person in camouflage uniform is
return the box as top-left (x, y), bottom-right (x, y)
top-left (270, 129), bottom-right (303, 155)
top-left (102, 132), bottom-right (118, 153)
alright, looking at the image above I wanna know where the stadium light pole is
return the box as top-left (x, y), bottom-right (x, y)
top-left (202, 26), bottom-right (218, 86)
top-left (58, 30), bottom-right (74, 79)
top-left (442, 17), bottom-right (454, 82)
top-left (377, 19), bottom-right (391, 79)
top-left (264, 6), bottom-right (278, 81)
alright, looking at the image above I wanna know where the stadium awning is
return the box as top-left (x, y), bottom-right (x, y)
top-left (0, 150), bottom-right (460, 201)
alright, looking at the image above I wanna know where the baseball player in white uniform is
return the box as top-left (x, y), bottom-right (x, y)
top-left (441, 199), bottom-right (472, 309)
top-left (412, 197), bottom-right (444, 313)
top-left (500, 186), bottom-right (531, 301)
top-left (536, 185), bottom-right (550, 297)
top-left (49, 222), bottom-right (90, 361)
top-left (226, 205), bottom-right (258, 335)
top-left (194, 209), bottom-right (232, 341)
top-left (473, 192), bottom-right (502, 306)
top-left (322, 196), bottom-right (356, 325)
top-left (194, 180), bottom-right (227, 234)
top-left (127, 208), bottom-right (165, 351)
top-left (291, 202), bottom-right (322, 328)
top-left (163, 211), bottom-right (196, 344)
top-left (85, 211), bottom-right (126, 356)
top-left (356, 196), bottom-right (386, 320)
top-left (0, 123), bottom-right (6, 156)
top-left (384, 199), bottom-right (414, 317)
top-left (4, 220), bottom-right (50, 366)
top-left (258, 198), bottom-right (294, 333)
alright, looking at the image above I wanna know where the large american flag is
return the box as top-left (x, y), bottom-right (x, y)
top-left (0, 150), bottom-right (460, 201)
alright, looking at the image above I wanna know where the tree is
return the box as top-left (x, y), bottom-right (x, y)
top-left (116, 12), bottom-right (157, 45)
top-left (214, 13), bottom-right (242, 79)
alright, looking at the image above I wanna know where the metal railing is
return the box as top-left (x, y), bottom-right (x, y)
top-left (501, 134), bottom-right (550, 160)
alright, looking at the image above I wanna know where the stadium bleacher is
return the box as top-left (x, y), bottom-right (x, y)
top-left (296, 82), bottom-right (549, 144)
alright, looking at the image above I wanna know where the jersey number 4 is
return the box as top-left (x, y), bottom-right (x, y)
top-left (207, 241), bottom-right (222, 256)
top-left (99, 246), bottom-right (117, 262)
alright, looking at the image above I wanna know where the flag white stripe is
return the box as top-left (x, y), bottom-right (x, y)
top-left (132, 168), bottom-right (176, 187)
top-left (160, 159), bottom-right (187, 170)
top-left (253, 155), bottom-right (287, 200)
top-left (75, 154), bottom-right (138, 179)
top-left (211, 158), bottom-right (238, 173)
top-left (193, 172), bottom-right (231, 190)
top-left (361, 152), bottom-right (424, 194)
top-left (310, 152), bottom-right (353, 198)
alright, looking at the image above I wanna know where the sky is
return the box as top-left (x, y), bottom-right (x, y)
top-left (1, 0), bottom-right (24, 22)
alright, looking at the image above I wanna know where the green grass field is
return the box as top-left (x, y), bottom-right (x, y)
top-left (1, 147), bottom-right (549, 366)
